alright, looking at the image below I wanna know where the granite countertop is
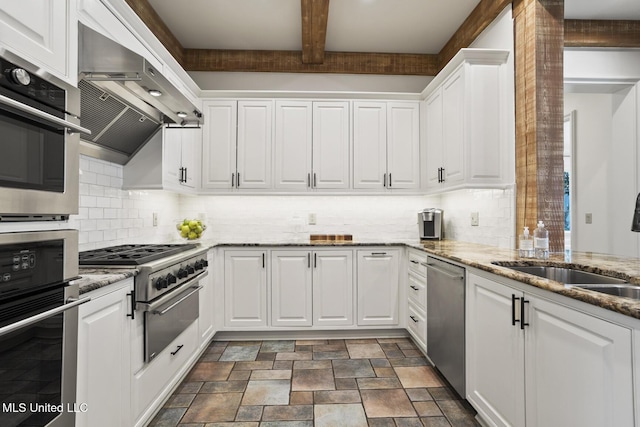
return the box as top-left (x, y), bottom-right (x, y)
top-left (414, 240), bottom-right (640, 321)
top-left (76, 268), bottom-right (138, 295)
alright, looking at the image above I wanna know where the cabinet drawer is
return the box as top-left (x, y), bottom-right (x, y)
top-left (407, 301), bottom-right (426, 349)
top-left (408, 271), bottom-right (426, 309)
top-left (132, 321), bottom-right (198, 423)
top-left (408, 250), bottom-right (427, 276)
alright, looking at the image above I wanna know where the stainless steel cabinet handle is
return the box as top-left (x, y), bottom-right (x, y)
top-left (170, 344), bottom-right (184, 356)
top-left (410, 285), bottom-right (419, 291)
top-left (383, 173), bottom-right (387, 188)
top-left (307, 252), bottom-right (311, 268)
top-left (127, 291), bottom-right (135, 319)
top-left (237, 172), bottom-right (240, 187)
top-left (231, 173), bottom-right (235, 188)
top-left (389, 173), bottom-right (392, 187)
top-left (511, 294), bottom-right (520, 326)
top-left (307, 173), bottom-right (311, 188)
top-left (313, 173), bottom-right (317, 188)
top-left (314, 253), bottom-right (317, 268)
top-left (409, 315), bottom-right (419, 323)
top-left (0, 297), bottom-right (91, 337)
top-left (371, 252), bottom-right (387, 256)
top-left (184, 167), bottom-right (188, 183)
top-left (0, 94), bottom-right (92, 135)
top-left (410, 260), bottom-right (419, 264)
top-left (152, 286), bottom-right (201, 315)
top-left (262, 253), bottom-right (265, 268)
top-left (521, 298), bottom-right (530, 329)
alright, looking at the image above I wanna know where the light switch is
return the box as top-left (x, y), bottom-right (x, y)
top-left (153, 212), bottom-right (158, 227)
top-left (585, 213), bottom-right (592, 224)
top-left (471, 212), bottom-right (479, 226)
top-left (308, 213), bottom-right (317, 225)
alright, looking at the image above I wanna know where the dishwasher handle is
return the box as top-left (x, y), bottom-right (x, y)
top-left (423, 261), bottom-right (465, 281)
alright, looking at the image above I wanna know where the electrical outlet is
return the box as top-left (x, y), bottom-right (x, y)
top-left (308, 213), bottom-right (317, 225)
top-left (585, 213), bottom-right (592, 224)
top-left (471, 212), bottom-right (479, 226)
top-left (153, 212), bottom-right (158, 227)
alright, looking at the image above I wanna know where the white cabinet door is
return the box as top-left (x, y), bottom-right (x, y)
top-left (274, 100), bottom-right (313, 190)
top-left (525, 296), bottom-right (634, 427)
top-left (441, 67), bottom-right (465, 186)
top-left (163, 128), bottom-right (183, 189)
top-left (237, 100), bottom-right (273, 189)
top-left (357, 249), bottom-right (399, 326)
top-left (271, 250), bottom-right (313, 327)
top-left (198, 250), bottom-right (215, 347)
top-left (312, 102), bottom-right (350, 189)
top-left (202, 100), bottom-right (237, 189)
top-left (313, 250), bottom-right (354, 327)
top-left (224, 250), bottom-right (268, 327)
top-left (466, 273), bottom-right (525, 427)
top-left (353, 102), bottom-right (387, 190)
top-left (387, 102), bottom-right (420, 189)
top-left (0, 1), bottom-right (74, 83)
top-left (180, 127), bottom-right (200, 189)
top-left (425, 89), bottom-right (444, 189)
top-left (77, 280), bottom-right (133, 427)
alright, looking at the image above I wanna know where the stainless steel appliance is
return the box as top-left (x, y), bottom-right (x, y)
top-left (0, 50), bottom-right (89, 221)
top-left (79, 244), bottom-right (208, 362)
top-left (0, 230), bottom-right (88, 427)
top-left (77, 24), bottom-right (202, 165)
top-left (419, 208), bottom-right (443, 240)
top-left (426, 256), bottom-right (466, 398)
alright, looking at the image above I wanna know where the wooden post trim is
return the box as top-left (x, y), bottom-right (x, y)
top-left (565, 19), bottom-right (640, 47)
top-left (301, 0), bottom-right (330, 64)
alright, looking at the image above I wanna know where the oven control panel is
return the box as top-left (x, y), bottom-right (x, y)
top-left (143, 253), bottom-right (208, 301)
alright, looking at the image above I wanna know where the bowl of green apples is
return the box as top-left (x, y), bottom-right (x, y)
top-left (177, 218), bottom-right (206, 240)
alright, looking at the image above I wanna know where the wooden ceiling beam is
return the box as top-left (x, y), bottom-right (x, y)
top-left (123, 0), bottom-right (185, 65)
top-left (183, 49), bottom-right (439, 75)
top-left (438, 0), bottom-right (512, 72)
top-left (565, 19), bottom-right (640, 47)
top-left (301, 0), bottom-right (330, 64)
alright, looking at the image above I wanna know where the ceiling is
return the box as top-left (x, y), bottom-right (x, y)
top-left (147, 0), bottom-right (640, 55)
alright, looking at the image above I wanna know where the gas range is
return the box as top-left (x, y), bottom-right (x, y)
top-left (79, 243), bottom-right (209, 303)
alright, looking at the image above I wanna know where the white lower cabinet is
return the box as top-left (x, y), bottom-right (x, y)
top-left (271, 249), bottom-right (354, 327)
top-left (357, 249), bottom-right (400, 326)
top-left (198, 250), bottom-right (216, 348)
top-left (467, 272), bottom-right (634, 427)
top-left (224, 250), bottom-right (268, 327)
top-left (76, 279), bottom-right (134, 427)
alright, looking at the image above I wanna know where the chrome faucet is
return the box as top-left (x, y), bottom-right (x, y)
top-left (632, 193), bottom-right (640, 232)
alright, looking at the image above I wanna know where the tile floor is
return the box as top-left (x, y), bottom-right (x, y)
top-left (148, 338), bottom-right (480, 427)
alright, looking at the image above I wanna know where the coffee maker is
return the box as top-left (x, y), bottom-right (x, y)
top-left (419, 208), bottom-right (443, 240)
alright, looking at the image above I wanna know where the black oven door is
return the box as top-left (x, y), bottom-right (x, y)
top-left (0, 289), bottom-right (88, 427)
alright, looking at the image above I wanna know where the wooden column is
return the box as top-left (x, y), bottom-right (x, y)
top-left (513, 0), bottom-right (565, 253)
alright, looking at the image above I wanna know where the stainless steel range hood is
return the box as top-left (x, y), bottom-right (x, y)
top-left (78, 23), bottom-right (202, 164)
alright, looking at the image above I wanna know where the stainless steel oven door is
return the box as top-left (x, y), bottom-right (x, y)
top-left (0, 50), bottom-right (88, 220)
top-left (143, 272), bottom-right (206, 362)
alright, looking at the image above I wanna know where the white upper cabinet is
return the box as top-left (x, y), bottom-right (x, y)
top-left (423, 49), bottom-right (513, 192)
top-left (274, 100), bottom-right (313, 190)
top-left (237, 100), bottom-right (273, 189)
top-left (312, 101), bottom-right (350, 189)
top-left (353, 101), bottom-right (420, 190)
top-left (201, 100), bottom-right (237, 189)
top-left (0, 0), bottom-right (76, 84)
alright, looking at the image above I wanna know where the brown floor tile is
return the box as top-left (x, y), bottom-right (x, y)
top-left (345, 338), bottom-right (379, 344)
top-left (413, 401), bottom-right (443, 417)
top-left (228, 370), bottom-right (251, 381)
top-left (176, 382), bottom-right (204, 394)
top-left (289, 391), bottom-right (313, 405)
top-left (326, 339), bottom-right (347, 346)
top-left (356, 377), bottom-right (402, 389)
top-left (436, 400), bottom-right (480, 426)
top-left (382, 348), bottom-right (406, 358)
top-left (370, 358), bottom-right (391, 368)
top-left (332, 359), bottom-right (375, 378)
top-left (394, 418), bottom-right (423, 427)
top-left (367, 418), bottom-right (396, 427)
top-left (295, 345), bottom-right (313, 352)
top-left (374, 367), bottom-right (396, 378)
top-left (241, 380), bottom-right (290, 406)
top-left (396, 341), bottom-right (418, 350)
top-left (227, 340), bottom-right (262, 346)
top-left (420, 417), bottom-right (453, 427)
top-left (203, 422), bottom-right (258, 427)
top-left (235, 405), bottom-right (263, 422)
top-left (379, 342), bottom-right (400, 351)
top-left (256, 351), bottom-right (276, 361)
top-left (291, 368), bottom-right (335, 391)
top-left (262, 405), bottom-right (313, 421)
top-left (428, 387), bottom-right (460, 401)
top-left (389, 358), bottom-right (429, 367)
top-left (275, 352), bottom-right (312, 361)
top-left (395, 366), bottom-right (444, 388)
top-left (200, 381), bottom-right (247, 393)
top-left (249, 369), bottom-right (291, 380)
top-left (405, 388), bottom-right (433, 402)
top-left (401, 349), bottom-right (424, 358)
top-left (148, 407), bottom-right (187, 426)
top-left (165, 393), bottom-right (196, 407)
top-left (197, 353), bottom-right (221, 362)
top-left (296, 339), bottom-right (327, 345)
top-left (313, 390), bottom-right (361, 404)
top-left (377, 338), bottom-right (412, 344)
top-left (181, 392), bottom-right (242, 423)
top-left (313, 350), bottom-right (350, 360)
top-left (261, 340), bottom-right (296, 353)
top-left (346, 343), bottom-right (386, 359)
top-left (313, 344), bottom-right (347, 352)
top-left (314, 403), bottom-right (368, 427)
top-left (273, 360), bottom-right (293, 370)
top-left (293, 360), bottom-right (332, 370)
top-left (219, 345), bottom-right (260, 361)
top-left (186, 362), bottom-right (234, 382)
top-left (361, 389), bottom-right (416, 418)
top-left (176, 423), bottom-right (204, 427)
top-left (233, 361), bottom-right (273, 370)
top-left (334, 378), bottom-right (358, 390)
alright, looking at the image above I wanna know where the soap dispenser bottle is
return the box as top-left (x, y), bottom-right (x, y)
top-left (533, 221), bottom-right (549, 259)
top-left (519, 226), bottom-right (533, 258)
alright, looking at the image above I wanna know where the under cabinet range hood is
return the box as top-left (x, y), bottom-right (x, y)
top-left (78, 23), bottom-right (202, 164)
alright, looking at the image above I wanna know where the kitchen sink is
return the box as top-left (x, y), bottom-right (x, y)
top-left (492, 264), bottom-right (628, 285)
top-left (572, 284), bottom-right (640, 300)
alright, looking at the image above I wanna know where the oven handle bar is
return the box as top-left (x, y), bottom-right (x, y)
top-left (140, 270), bottom-right (208, 312)
top-left (0, 297), bottom-right (90, 338)
top-left (0, 93), bottom-right (92, 135)
top-left (152, 285), bottom-right (202, 315)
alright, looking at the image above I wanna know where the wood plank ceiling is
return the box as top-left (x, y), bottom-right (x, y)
top-left (125, 0), bottom-right (639, 75)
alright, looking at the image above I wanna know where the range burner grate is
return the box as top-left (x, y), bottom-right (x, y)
top-left (79, 244), bottom-right (198, 265)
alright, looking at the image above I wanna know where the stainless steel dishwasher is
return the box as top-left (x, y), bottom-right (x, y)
top-left (426, 256), bottom-right (466, 398)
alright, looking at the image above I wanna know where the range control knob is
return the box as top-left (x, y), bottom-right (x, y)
top-left (166, 273), bottom-right (177, 284)
top-left (202, 259), bottom-right (209, 267)
top-left (186, 265), bottom-right (195, 275)
top-left (177, 268), bottom-right (188, 279)
top-left (10, 68), bottom-right (31, 86)
top-left (194, 261), bottom-right (203, 271)
top-left (155, 277), bottom-right (168, 290)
